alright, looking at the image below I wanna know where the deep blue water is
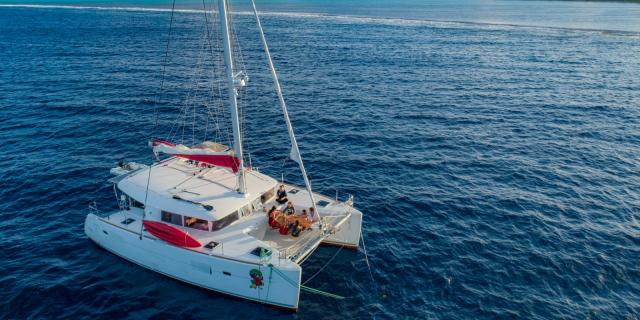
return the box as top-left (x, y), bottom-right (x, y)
top-left (2, 2), bottom-right (640, 319)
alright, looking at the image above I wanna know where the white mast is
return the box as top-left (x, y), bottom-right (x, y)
top-left (251, 0), bottom-right (319, 221)
top-left (218, 0), bottom-right (247, 194)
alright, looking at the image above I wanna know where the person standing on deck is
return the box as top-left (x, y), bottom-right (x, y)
top-left (309, 207), bottom-right (318, 222)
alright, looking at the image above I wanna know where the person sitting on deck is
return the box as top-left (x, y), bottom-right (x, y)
top-left (298, 209), bottom-right (308, 218)
top-left (278, 222), bottom-right (289, 235)
top-left (267, 205), bottom-right (278, 228)
top-left (287, 220), bottom-right (298, 233)
top-left (283, 201), bottom-right (295, 216)
top-left (276, 185), bottom-right (288, 204)
top-left (275, 213), bottom-right (286, 228)
top-left (291, 221), bottom-right (303, 237)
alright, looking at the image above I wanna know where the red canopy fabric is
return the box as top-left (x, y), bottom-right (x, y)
top-left (150, 139), bottom-right (240, 173)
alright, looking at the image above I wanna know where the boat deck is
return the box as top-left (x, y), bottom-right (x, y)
top-left (96, 176), bottom-right (355, 265)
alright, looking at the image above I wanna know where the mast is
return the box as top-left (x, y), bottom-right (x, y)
top-left (218, 0), bottom-right (247, 194)
top-left (251, 0), bottom-right (320, 222)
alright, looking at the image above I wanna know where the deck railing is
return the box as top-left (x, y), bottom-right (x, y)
top-left (277, 211), bottom-right (352, 263)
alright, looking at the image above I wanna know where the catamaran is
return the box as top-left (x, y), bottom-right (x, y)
top-left (84, 0), bottom-right (363, 311)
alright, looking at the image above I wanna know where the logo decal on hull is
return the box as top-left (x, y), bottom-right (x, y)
top-left (250, 269), bottom-right (264, 289)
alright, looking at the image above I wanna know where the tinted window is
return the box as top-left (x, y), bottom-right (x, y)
top-left (184, 216), bottom-right (209, 231)
top-left (161, 211), bottom-right (182, 226)
top-left (211, 211), bottom-right (239, 231)
top-left (130, 198), bottom-right (144, 209)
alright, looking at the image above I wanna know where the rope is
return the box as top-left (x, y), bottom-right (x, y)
top-left (150, 0), bottom-right (176, 138)
top-left (360, 230), bottom-right (376, 284)
top-left (140, 0), bottom-right (176, 238)
top-left (359, 228), bottom-right (387, 300)
top-left (269, 264), bottom-right (345, 300)
top-left (302, 246), bottom-right (343, 285)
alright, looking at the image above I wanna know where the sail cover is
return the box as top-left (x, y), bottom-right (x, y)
top-left (150, 139), bottom-right (240, 173)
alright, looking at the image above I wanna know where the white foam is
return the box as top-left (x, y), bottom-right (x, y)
top-left (0, 4), bottom-right (203, 13)
top-left (1, 4), bottom-right (637, 36)
top-left (0, 4), bottom-right (465, 28)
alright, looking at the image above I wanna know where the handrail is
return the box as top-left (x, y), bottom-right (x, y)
top-left (277, 210), bottom-right (353, 263)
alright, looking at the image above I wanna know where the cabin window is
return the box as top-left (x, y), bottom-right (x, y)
top-left (211, 211), bottom-right (239, 231)
top-left (130, 198), bottom-right (144, 209)
top-left (161, 211), bottom-right (183, 226)
top-left (184, 216), bottom-right (209, 231)
top-left (118, 191), bottom-right (144, 210)
top-left (261, 187), bottom-right (275, 204)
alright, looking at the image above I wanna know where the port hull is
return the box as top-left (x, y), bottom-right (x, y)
top-left (84, 214), bottom-right (301, 311)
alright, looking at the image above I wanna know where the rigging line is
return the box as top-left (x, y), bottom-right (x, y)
top-left (150, 0), bottom-right (177, 139)
top-left (141, 0), bottom-right (176, 239)
top-left (300, 285), bottom-right (346, 300)
top-left (201, 0), bottom-right (216, 143)
top-left (192, 36), bottom-right (210, 145)
top-left (225, 2), bottom-right (248, 158)
top-left (207, 0), bottom-right (232, 147)
top-left (231, 20), bottom-right (248, 156)
top-left (251, 0), bottom-right (321, 225)
top-left (360, 230), bottom-right (376, 284)
top-left (204, 0), bottom-right (230, 146)
top-left (181, 30), bottom-right (209, 143)
top-left (192, 97), bottom-right (196, 145)
top-left (139, 153), bottom-right (155, 240)
top-left (168, 20), bottom-right (210, 144)
top-left (200, 0), bottom-right (216, 143)
top-left (180, 46), bottom-right (207, 144)
top-left (302, 245), bottom-right (343, 286)
top-left (269, 265), bottom-right (346, 300)
top-left (203, 102), bottom-right (210, 141)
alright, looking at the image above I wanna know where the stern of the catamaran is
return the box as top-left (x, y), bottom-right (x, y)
top-left (321, 206), bottom-right (362, 250)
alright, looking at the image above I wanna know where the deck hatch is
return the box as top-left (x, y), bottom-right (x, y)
top-left (250, 247), bottom-right (272, 258)
top-left (316, 200), bottom-right (331, 207)
top-left (204, 241), bottom-right (219, 249)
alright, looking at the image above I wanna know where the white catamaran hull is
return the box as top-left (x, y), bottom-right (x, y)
top-left (323, 210), bottom-right (362, 249)
top-left (84, 213), bottom-right (302, 311)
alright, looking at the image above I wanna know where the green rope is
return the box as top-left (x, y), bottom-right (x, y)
top-left (266, 264), bottom-right (273, 300)
top-left (300, 285), bottom-right (345, 300)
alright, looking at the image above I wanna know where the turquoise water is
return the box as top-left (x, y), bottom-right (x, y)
top-left (1, 1), bottom-right (640, 319)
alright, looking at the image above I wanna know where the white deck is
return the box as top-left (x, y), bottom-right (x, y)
top-left (117, 158), bottom-right (277, 220)
top-left (103, 158), bottom-right (360, 266)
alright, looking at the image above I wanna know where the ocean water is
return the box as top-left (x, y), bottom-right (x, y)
top-left (1, 2), bottom-right (640, 319)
